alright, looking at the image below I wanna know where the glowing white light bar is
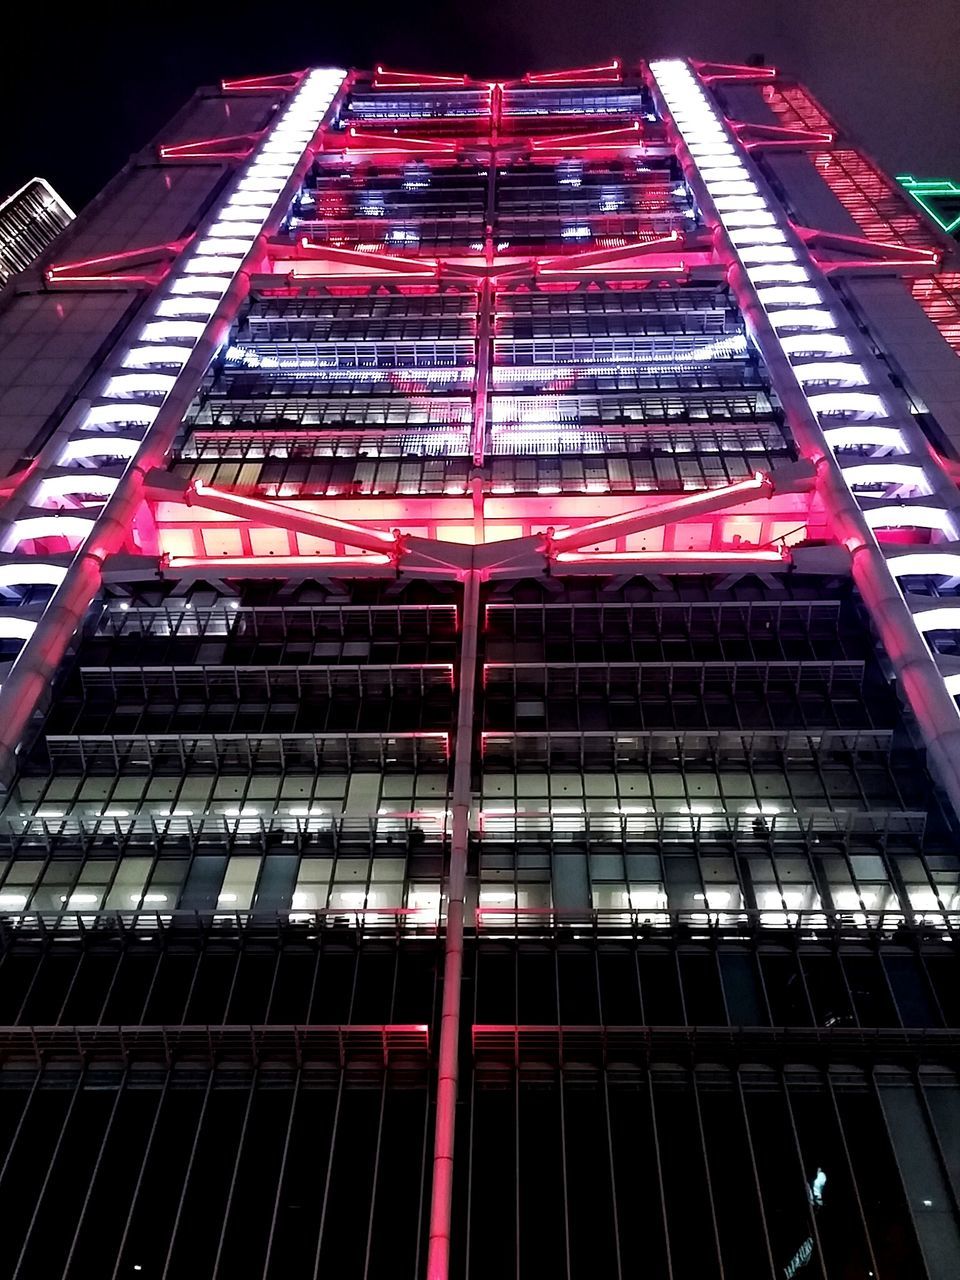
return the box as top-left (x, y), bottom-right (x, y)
top-left (757, 285), bottom-right (822, 306)
top-left (104, 373), bottom-right (177, 398)
top-left (58, 435), bottom-right (141, 463)
top-left (168, 276), bottom-right (232, 294)
top-left (738, 246), bottom-right (797, 265)
top-left (205, 221), bottom-right (262, 239)
top-left (840, 463), bottom-right (930, 492)
top-left (5, 514), bottom-right (98, 547)
top-left (81, 404), bottom-right (159, 428)
top-left (121, 346), bottom-right (193, 368)
top-left (695, 152), bottom-right (740, 167)
top-left (724, 212), bottom-right (778, 229)
top-left (36, 473), bottom-right (120, 502)
top-left (792, 362), bottom-right (870, 386)
top-left (714, 194), bottom-right (766, 211)
top-left (781, 334), bottom-right (852, 357)
top-left (768, 309), bottom-right (836, 330)
top-left (865, 506), bottom-right (956, 533)
top-left (140, 321), bottom-right (206, 342)
top-left (822, 425), bottom-right (906, 451)
top-left (887, 553), bottom-right (960, 578)
top-left (155, 298), bottom-right (220, 318)
top-left (808, 392), bottom-right (889, 417)
top-left (747, 264), bottom-right (809, 284)
top-left (183, 255), bottom-right (245, 274)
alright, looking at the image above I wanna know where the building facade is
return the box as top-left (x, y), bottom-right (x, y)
top-left (0, 177), bottom-right (74, 290)
top-left (0, 56), bottom-right (956, 1279)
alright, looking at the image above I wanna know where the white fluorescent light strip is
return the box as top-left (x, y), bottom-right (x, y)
top-left (807, 392), bottom-right (889, 416)
top-left (650, 57), bottom-right (960, 695)
top-left (36, 473), bottom-right (120, 502)
top-left (887, 553), bottom-right (960, 579)
top-left (0, 67), bottom-right (346, 666)
top-left (0, 563), bottom-right (67, 589)
top-left (0, 618), bottom-right (38, 641)
top-left (4, 514), bottom-right (98, 549)
top-left (865, 506), bottom-right (956, 533)
top-left (780, 334), bottom-right (852, 356)
top-left (121, 346), bottom-right (193, 368)
top-left (822, 425), bottom-right (906, 451)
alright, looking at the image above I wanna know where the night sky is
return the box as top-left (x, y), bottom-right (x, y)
top-left (2, 0), bottom-right (958, 211)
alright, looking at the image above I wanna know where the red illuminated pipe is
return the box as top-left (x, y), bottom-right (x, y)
top-left (545, 465), bottom-right (813, 554)
top-left (179, 480), bottom-right (403, 558)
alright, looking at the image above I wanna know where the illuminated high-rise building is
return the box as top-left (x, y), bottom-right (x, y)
top-left (0, 57), bottom-right (958, 1279)
top-left (0, 177), bottom-right (74, 290)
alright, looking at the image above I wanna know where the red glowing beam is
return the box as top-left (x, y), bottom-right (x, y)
top-left (691, 60), bottom-right (778, 84)
top-left (372, 66), bottom-right (470, 88)
top-left (341, 127), bottom-right (459, 155)
top-left (522, 59), bottom-right (622, 85)
top-left (45, 237), bottom-right (191, 289)
top-left (158, 131), bottom-right (264, 161)
top-left (732, 120), bottom-right (836, 151)
top-left (529, 121), bottom-right (644, 152)
top-left (221, 70), bottom-right (304, 93)
top-left (795, 225), bottom-right (941, 273)
top-left (536, 230), bottom-right (687, 274)
top-left (286, 239), bottom-right (441, 278)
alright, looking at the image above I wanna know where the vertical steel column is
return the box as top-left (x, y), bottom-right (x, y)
top-left (648, 58), bottom-right (960, 821)
top-left (0, 68), bottom-right (348, 786)
top-left (427, 567), bottom-right (479, 1280)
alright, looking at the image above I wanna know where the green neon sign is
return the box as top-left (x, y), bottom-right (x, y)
top-left (897, 174), bottom-right (960, 235)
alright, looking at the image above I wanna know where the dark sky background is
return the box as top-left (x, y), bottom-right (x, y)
top-left (3, 0), bottom-right (958, 211)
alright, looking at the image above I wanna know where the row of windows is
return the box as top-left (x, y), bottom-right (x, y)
top-left (0, 839), bottom-right (957, 925)
top-left (0, 1073), bottom-right (428, 1280)
top-left (466, 1069), bottom-right (960, 1280)
top-left (0, 930), bottom-right (439, 1026)
top-left (170, 449), bottom-right (787, 496)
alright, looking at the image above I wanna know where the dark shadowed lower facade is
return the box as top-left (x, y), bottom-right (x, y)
top-left (0, 55), bottom-right (958, 1280)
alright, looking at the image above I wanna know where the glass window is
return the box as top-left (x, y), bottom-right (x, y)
top-left (104, 857), bottom-right (154, 911)
top-left (217, 856), bottom-right (262, 910)
top-left (291, 857), bottom-right (334, 912)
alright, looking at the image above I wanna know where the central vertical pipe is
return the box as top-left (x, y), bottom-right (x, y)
top-left (427, 567), bottom-right (480, 1280)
